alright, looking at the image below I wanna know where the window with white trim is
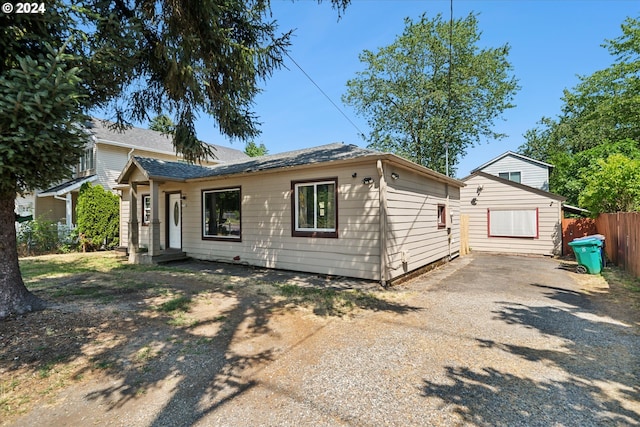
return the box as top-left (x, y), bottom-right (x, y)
top-left (202, 188), bottom-right (241, 240)
top-left (498, 171), bottom-right (521, 184)
top-left (292, 179), bottom-right (337, 238)
top-left (142, 195), bottom-right (151, 225)
top-left (78, 146), bottom-right (95, 174)
top-left (488, 208), bottom-right (538, 238)
top-left (437, 204), bottom-right (446, 229)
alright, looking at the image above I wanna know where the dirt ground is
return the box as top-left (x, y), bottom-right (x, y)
top-left (1, 252), bottom-right (639, 426)
top-left (1, 253), bottom-right (389, 426)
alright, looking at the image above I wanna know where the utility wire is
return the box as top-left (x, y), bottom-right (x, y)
top-left (283, 51), bottom-right (367, 139)
top-left (445, 0), bottom-right (453, 177)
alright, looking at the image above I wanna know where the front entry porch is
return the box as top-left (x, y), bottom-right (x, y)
top-left (121, 170), bottom-right (184, 265)
top-left (128, 248), bottom-right (189, 265)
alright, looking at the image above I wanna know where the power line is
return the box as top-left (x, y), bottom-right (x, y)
top-left (446, 0), bottom-right (453, 177)
top-left (283, 51), bottom-right (367, 138)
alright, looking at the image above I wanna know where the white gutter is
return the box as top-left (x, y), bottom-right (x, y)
top-left (95, 138), bottom-right (181, 158)
top-left (37, 175), bottom-right (97, 198)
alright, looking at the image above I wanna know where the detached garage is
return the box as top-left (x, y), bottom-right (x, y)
top-left (460, 171), bottom-right (565, 256)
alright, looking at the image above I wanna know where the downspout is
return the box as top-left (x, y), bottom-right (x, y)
top-left (377, 160), bottom-right (388, 287)
top-left (445, 183), bottom-right (451, 260)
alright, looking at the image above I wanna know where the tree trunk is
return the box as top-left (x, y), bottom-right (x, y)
top-left (0, 194), bottom-right (46, 319)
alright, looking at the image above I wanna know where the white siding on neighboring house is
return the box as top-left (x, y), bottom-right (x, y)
top-left (15, 193), bottom-right (35, 216)
top-left (479, 154), bottom-right (550, 190)
top-left (461, 173), bottom-right (563, 256)
top-left (95, 144), bottom-right (129, 190)
top-left (95, 145), bottom-right (181, 190)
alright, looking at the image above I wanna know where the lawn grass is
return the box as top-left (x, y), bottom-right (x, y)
top-left (273, 283), bottom-right (387, 316)
top-left (4, 252), bottom-right (397, 422)
top-left (602, 265), bottom-right (640, 293)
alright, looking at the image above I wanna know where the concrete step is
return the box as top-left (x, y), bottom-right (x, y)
top-left (152, 251), bottom-right (190, 264)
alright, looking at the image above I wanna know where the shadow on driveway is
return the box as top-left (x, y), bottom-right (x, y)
top-left (420, 254), bottom-right (640, 426)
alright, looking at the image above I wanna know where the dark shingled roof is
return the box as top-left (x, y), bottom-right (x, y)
top-left (39, 175), bottom-right (96, 195)
top-left (132, 143), bottom-right (380, 181)
top-left (88, 118), bottom-right (249, 163)
top-left (134, 157), bottom-right (214, 181)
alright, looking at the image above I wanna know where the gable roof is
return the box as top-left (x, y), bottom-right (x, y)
top-left (87, 118), bottom-right (249, 163)
top-left (462, 171), bottom-right (565, 201)
top-left (118, 143), bottom-right (465, 187)
top-left (470, 151), bottom-right (553, 174)
top-left (38, 175), bottom-right (97, 197)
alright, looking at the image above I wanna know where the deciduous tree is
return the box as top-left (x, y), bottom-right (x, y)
top-left (579, 154), bottom-right (640, 215)
top-left (244, 141), bottom-right (269, 157)
top-left (548, 139), bottom-right (640, 207)
top-left (519, 17), bottom-right (640, 161)
top-left (343, 13), bottom-right (519, 175)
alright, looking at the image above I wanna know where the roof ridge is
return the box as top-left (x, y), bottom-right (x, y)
top-left (89, 118), bottom-right (249, 162)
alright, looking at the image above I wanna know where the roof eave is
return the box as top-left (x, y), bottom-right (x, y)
top-left (37, 175), bottom-right (97, 197)
top-left (470, 151), bottom-right (554, 173)
top-left (381, 153), bottom-right (465, 187)
top-left (116, 156), bottom-right (147, 185)
top-left (464, 171), bottom-right (566, 201)
top-left (183, 151), bottom-right (465, 187)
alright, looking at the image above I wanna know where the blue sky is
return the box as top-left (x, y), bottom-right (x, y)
top-left (191, 0), bottom-right (637, 178)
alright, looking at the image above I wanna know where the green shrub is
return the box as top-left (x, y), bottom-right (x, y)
top-left (16, 216), bottom-right (71, 256)
top-left (76, 183), bottom-right (120, 250)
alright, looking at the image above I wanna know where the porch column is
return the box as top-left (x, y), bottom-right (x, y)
top-left (148, 179), bottom-right (161, 256)
top-left (128, 183), bottom-right (139, 262)
top-left (65, 192), bottom-right (73, 229)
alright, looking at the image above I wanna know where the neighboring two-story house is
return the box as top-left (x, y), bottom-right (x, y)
top-left (15, 118), bottom-right (248, 232)
top-left (469, 151), bottom-right (553, 191)
top-left (460, 151), bottom-right (565, 256)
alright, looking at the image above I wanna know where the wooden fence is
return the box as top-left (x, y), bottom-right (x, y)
top-left (460, 214), bottom-right (470, 256)
top-left (595, 212), bottom-right (640, 278)
top-left (561, 217), bottom-right (597, 256)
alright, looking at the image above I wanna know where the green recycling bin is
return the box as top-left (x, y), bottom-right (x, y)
top-left (568, 237), bottom-right (603, 274)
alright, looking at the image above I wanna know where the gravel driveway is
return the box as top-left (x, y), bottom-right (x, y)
top-left (9, 253), bottom-right (640, 426)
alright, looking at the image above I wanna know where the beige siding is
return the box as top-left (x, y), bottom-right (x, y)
top-left (384, 164), bottom-right (461, 281)
top-left (460, 174), bottom-right (562, 255)
top-left (162, 164), bottom-right (382, 280)
top-left (480, 155), bottom-right (550, 191)
top-left (120, 195), bottom-right (130, 248)
top-left (34, 196), bottom-right (66, 222)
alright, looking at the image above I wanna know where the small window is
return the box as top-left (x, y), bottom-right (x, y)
top-left (498, 171), bottom-right (521, 184)
top-left (437, 204), bottom-right (446, 229)
top-left (292, 179), bottom-right (338, 238)
top-left (202, 188), bottom-right (241, 240)
top-left (142, 195), bottom-right (151, 226)
top-left (78, 147), bottom-right (95, 173)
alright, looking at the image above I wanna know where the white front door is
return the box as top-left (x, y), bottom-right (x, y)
top-left (168, 193), bottom-right (182, 249)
